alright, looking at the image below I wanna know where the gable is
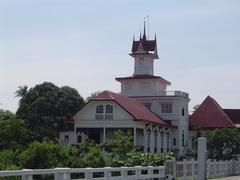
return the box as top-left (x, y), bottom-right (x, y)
top-left (73, 100), bottom-right (134, 121)
top-left (189, 96), bottom-right (235, 129)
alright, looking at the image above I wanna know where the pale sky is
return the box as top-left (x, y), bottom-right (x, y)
top-left (0, 0), bottom-right (240, 113)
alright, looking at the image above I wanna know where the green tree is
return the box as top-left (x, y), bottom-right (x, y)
top-left (0, 111), bottom-right (30, 150)
top-left (207, 128), bottom-right (240, 160)
top-left (0, 150), bottom-right (19, 170)
top-left (106, 130), bottom-right (135, 158)
top-left (16, 82), bottom-right (85, 141)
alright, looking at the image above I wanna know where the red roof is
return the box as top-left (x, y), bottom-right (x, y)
top-left (189, 96), bottom-right (236, 129)
top-left (115, 75), bottom-right (171, 85)
top-left (92, 90), bottom-right (170, 127)
top-left (223, 109), bottom-right (240, 124)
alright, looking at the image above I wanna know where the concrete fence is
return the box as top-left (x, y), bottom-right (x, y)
top-left (164, 158), bottom-right (240, 179)
top-left (0, 166), bottom-right (166, 180)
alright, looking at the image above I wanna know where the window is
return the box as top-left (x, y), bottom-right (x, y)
top-left (161, 103), bottom-right (172, 113)
top-left (96, 105), bottom-right (104, 119)
top-left (173, 138), bottom-right (176, 146)
top-left (182, 107), bottom-right (185, 116)
top-left (106, 105), bottom-right (113, 114)
top-left (96, 105), bottom-right (104, 114)
top-left (64, 135), bottom-right (69, 142)
top-left (77, 135), bottom-right (82, 143)
top-left (182, 130), bottom-right (185, 146)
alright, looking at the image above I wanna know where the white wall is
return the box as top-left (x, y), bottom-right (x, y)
top-left (134, 56), bottom-right (154, 75)
top-left (121, 79), bottom-right (168, 97)
top-left (59, 131), bottom-right (75, 145)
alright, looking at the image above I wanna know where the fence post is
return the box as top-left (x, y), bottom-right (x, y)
top-left (85, 168), bottom-right (93, 179)
top-left (183, 159), bottom-right (187, 179)
top-left (104, 167), bottom-right (111, 179)
top-left (148, 166), bottom-right (154, 178)
top-left (172, 158), bottom-right (176, 179)
top-left (135, 166), bottom-right (141, 179)
top-left (120, 166), bottom-right (128, 179)
top-left (21, 169), bottom-right (33, 180)
top-left (198, 137), bottom-right (206, 180)
top-left (54, 168), bottom-right (70, 180)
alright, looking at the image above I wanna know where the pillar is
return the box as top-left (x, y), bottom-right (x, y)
top-left (198, 137), bottom-right (206, 180)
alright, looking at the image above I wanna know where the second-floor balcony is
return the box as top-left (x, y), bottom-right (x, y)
top-left (156, 91), bottom-right (189, 98)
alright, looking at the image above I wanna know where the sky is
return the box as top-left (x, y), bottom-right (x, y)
top-left (0, 0), bottom-right (240, 113)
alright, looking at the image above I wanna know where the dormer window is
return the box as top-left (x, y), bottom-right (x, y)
top-left (95, 105), bottom-right (113, 120)
top-left (96, 105), bottom-right (104, 120)
top-left (96, 105), bottom-right (104, 114)
top-left (106, 105), bottom-right (113, 114)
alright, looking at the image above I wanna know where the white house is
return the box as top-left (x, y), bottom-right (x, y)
top-left (60, 23), bottom-right (191, 156)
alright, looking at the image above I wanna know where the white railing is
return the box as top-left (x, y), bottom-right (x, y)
top-left (165, 158), bottom-right (240, 179)
top-left (0, 166), bottom-right (166, 180)
top-left (207, 159), bottom-right (240, 179)
top-left (157, 91), bottom-right (189, 98)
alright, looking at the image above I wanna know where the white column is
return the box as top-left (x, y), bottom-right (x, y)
top-left (198, 137), bottom-right (206, 180)
top-left (157, 131), bottom-right (161, 153)
top-left (103, 127), bottom-right (106, 144)
top-left (150, 129), bottom-right (154, 152)
top-left (144, 129), bottom-right (147, 152)
top-left (133, 127), bottom-right (137, 146)
top-left (163, 131), bottom-right (167, 153)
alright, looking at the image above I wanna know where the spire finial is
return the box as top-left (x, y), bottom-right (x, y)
top-left (143, 17), bottom-right (147, 41)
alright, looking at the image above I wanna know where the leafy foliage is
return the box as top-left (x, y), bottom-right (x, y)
top-left (0, 111), bottom-right (31, 150)
top-left (105, 130), bottom-right (134, 158)
top-left (109, 151), bottom-right (173, 167)
top-left (16, 82), bottom-right (85, 141)
top-left (207, 128), bottom-right (240, 160)
top-left (0, 150), bottom-right (19, 170)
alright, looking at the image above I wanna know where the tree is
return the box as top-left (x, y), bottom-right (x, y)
top-left (0, 111), bottom-right (31, 150)
top-left (16, 82), bottom-right (85, 141)
top-left (85, 91), bottom-right (102, 102)
top-left (15, 85), bottom-right (28, 99)
top-left (106, 130), bottom-right (135, 158)
top-left (207, 128), bottom-right (240, 160)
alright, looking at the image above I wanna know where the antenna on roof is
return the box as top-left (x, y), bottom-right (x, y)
top-left (147, 15), bottom-right (149, 40)
top-left (143, 17), bottom-right (146, 41)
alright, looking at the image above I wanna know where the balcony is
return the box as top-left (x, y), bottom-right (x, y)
top-left (95, 114), bottom-right (113, 120)
top-left (157, 91), bottom-right (189, 98)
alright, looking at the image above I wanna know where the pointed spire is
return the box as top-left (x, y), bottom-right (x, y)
top-left (133, 34), bottom-right (135, 41)
top-left (142, 18), bottom-right (147, 41)
top-left (139, 30), bottom-right (142, 40)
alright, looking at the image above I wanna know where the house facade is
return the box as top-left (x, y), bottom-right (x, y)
top-left (59, 23), bottom-right (190, 156)
top-left (59, 23), bottom-right (239, 156)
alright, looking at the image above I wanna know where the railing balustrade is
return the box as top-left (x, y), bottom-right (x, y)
top-left (0, 166), bottom-right (166, 180)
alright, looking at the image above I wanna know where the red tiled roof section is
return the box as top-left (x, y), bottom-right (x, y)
top-left (189, 96), bottom-right (236, 128)
top-left (223, 109), bottom-right (240, 124)
top-left (94, 90), bottom-right (170, 127)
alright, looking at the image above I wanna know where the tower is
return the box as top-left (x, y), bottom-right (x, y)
top-left (130, 22), bottom-right (158, 76)
top-left (116, 22), bottom-right (190, 156)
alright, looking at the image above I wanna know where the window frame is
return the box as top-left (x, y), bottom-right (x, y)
top-left (161, 103), bottom-right (173, 114)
